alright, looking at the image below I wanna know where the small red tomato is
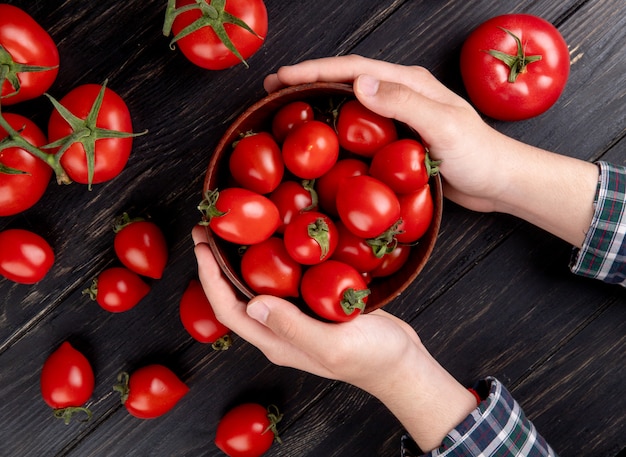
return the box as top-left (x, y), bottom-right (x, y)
top-left (113, 214), bottom-right (168, 279)
top-left (316, 158), bottom-right (369, 217)
top-left (331, 221), bottom-right (384, 273)
top-left (0, 228), bottom-right (54, 284)
top-left (396, 185), bottom-right (434, 243)
top-left (215, 403), bottom-right (282, 457)
top-left (369, 139), bottom-right (434, 194)
top-left (179, 279), bottom-right (231, 349)
top-left (271, 101), bottom-right (315, 143)
top-left (229, 132), bottom-right (284, 194)
top-left (301, 260), bottom-right (370, 322)
top-left (336, 175), bottom-right (400, 239)
top-left (200, 187), bottom-right (280, 245)
top-left (283, 211), bottom-right (338, 265)
top-left (336, 99), bottom-right (397, 157)
top-left (40, 342), bottom-right (94, 424)
top-left (268, 180), bottom-right (317, 234)
top-left (115, 365), bottom-right (189, 419)
top-left (371, 244), bottom-right (412, 278)
top-left (282, 120), bottom-right (339, 179)
top-left (241, 237), bottom-right (302, 298)
top-left (84, 267), bottom-right (150, 313)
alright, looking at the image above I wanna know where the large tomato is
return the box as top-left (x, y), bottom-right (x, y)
top-left (0, 228), bottom-right (54, 284)
top-left (460, 14), bottom-right (570, 121)
top-left (166, 0), bottom-right (267, 70)
top-left (215, 403), bottom-right (282, 457)
top-left (336, 99), bottom-right (397, 157)
top-left (229, 132), bottom-right (284, 194)
top-left (0, 113), bottom-right (52, 216)
top-left (0, 4), bottom-right (59, 105)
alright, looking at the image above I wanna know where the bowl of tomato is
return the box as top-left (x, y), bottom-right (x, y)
top-left (202, 82), bottom-right (442, 320)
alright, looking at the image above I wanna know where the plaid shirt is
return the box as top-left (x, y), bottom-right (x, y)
top-left (402, 161), bottom-right (626, 457)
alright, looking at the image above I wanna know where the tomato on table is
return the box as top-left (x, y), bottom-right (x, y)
top-left (84, 267), bottom-right (150, 313)
top-left (336, 99), bottom-right (397, 157)
top-left (283, 211), bottom-right (338, 265)
top-left (229, 132), bottom-right (284, 194)
top-left (0, 228), bottom-right (54, 284)
top-left (281, 120), bottom-right (339, 179)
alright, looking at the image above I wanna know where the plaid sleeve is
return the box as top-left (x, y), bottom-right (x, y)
top-left (570, 161), bottom-right (626, 285)
top-left (401, 377), bottom-right (557, 457)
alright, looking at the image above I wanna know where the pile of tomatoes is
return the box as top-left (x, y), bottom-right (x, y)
top-left (201, 96), bottom-right (437, 323)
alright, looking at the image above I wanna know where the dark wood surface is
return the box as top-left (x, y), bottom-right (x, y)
top-left (1, 1), bottom-right (625, 456)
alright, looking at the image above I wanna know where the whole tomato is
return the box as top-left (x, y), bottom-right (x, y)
top-left (282, 120), bottom-right (339, 179)
top-left (316, 158), bottom-right (369, 217)
top-left (460, 14), bottom-right (570, 121)
top-left (165, 0), bottom-right (267, 70)
top-left (115, 365), bottom-right (189, 419)
top-left (84, 267), bottom-right (150, 313)
top-left (241, 237), bottom-right (302, 298)
top-left (0, 228), bottom-right (54, 284)
top-left (268, 180), bottom-right (317, 234)
top-left (396, 185), bottom-right (434, 243)
top-left (331, 221), bottom-right (384, 273)
top-left (229, 132), bottom-right (284, 194)
top-left (300, 260), bottom-right (370, 322)
top-left (283, 211), bottom-right (338, 265)
top-left (179, 279), bottom-right (232, 349)
top-left (215, 403), bottom-right (282, 457)
top-left (0, 113), bottom-right (52, 216)
top-left (40, 342), bottom-right (94, 424)
top-left (336, 99), bottom-right (397, 157)
top-left (0, 4), bottom-right (59, 105)
top-left (199, 187), bottom-right (280, 245)
top-left (47, 83), bottom-right (137, 187)
top-left (336, 175), bottom-right (401, 239)
top-left (271, 101), bottom-right (314, 143)
top-left (371, 244), bottom-right (411, 278)
top-left (113, 214), bottom-right (169, 279)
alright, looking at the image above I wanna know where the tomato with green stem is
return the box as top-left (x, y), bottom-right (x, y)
top-left (269, 179), bottom-right (318, 234)
top-left (283, 211), bottom-right (338, 265)
top-left (84, 267), bottom-right (150, 313)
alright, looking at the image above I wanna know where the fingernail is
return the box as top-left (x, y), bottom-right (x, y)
top-left (247, 300), bottom-right (270, 324)
top-left (356, 74), bottom-right (380, 97)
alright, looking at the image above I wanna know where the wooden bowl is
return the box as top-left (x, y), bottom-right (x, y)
top-left (203, 82), bottom-right (443, 313)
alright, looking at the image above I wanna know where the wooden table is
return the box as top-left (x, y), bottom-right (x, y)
top-left (1, 1), bottom-right (625, 456)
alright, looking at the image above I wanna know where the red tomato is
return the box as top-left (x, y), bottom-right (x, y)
top-left (300, 260), bottom-right (370, 322)
top-left (282, 120), bottom-right (339, 179)
top-left (371, 244), bottom-right (411, 278)
top-left (316, 158), bottom-right (369, 217)
top-left (215, 403), bottom-right (282, 457)
top-left (229, 132), bottom-right (284, 194)
top-left (85, 267), bottom-right (150, 313)
top-left (241, 237), bottom-right (302, 297)
top-left (47, 83), bottom-right (136, 186)
top-left (336, 99), bottom-right (397, 157)
top-left (0, 4), bottom-right (59, 105)
top-left (369, 139), bottom-right (435, 194)
top-left (336, 175), bottom-right (401, 239)
top-left (179, 279), bottom-right (231, 349)
top-left (113, 215), bottom-right (168, 279)
top-left (460, 14), bottom-right (570, 121)
top-left (331, 221), bottom-right (384, 273)
top-left (396, 185), bottom-right (434, 243)
top-left (40, 341), bottom-right (94, 424)
top-left (0, 228), bottom-right (54, 284)
top-left (283, 211), bottom-right (338, 265)
top-left (271, 101), bottom-right (314, 143)
top-left (115, 365), bottom-right (189, 419)
top-left (0, 113), bottom-right (52, 216)
top-left (200, 187), bottom-right (280, 245)
top-left (167, 0), bottom-right (267, 70)
top-left (268, 180), bottom-right (317, 234)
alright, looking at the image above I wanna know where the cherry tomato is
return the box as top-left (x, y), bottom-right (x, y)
top-left (241, 237), bottom-right (302, 298)
top-left (229, 132), bottom-right (283, 194)
top-left (369, 139), bottom-right (434, 194)
top-left (282, 120), bottom-right (339, 179)
top-left (115, 365), bottom-right (189, 419)
top-left (47, 83), bottom-right (136, 185)
top-left (336, 99), bottom-right (397, 157)
top-left (271, 101), bottom-right (314, 143)
top-left (460, 14), bottom-right (570, 121)
top-left (396, 185), bottom-right (434, 243)
top-left (40, 342), bottom-right (94, 424)
top-left (268, 179), bottom-right (317, 234)
top-left (215, 403), bottom-right (282, 457)
top-left (179, 279), bottom-right (231, 349)
top-left (331, 221), bottom-right (384, 273)
top-left (199, 187), bottom-right (280, 245)
top-left (336, 175), bottom-right (401, 239)
top-left (85, 267), bottom-right (150, 313)
top-left (283, 211), bottom-right (338, 265)
top-left (0, 4), bottom-right (59, 105)
top-left (316, 158), bottom-right (369, 217)
top-left (167, 0), bottom-right (267, 70)
top-left (371, 244), bottom-right (412, 278)
top-left (0, 228), bottom-right (54, 284)
top-left (300, 260), bottom-right (370, 322)
top-left (113, 215), bottom-right (168, 279)
top-left (0, 113), bottom-right (52, 216)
